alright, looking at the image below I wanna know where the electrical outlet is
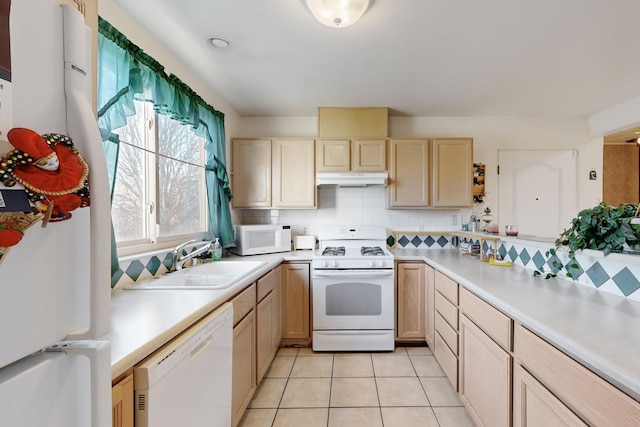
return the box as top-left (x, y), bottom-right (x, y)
top-left (451, 215), bottom-right (458, 226)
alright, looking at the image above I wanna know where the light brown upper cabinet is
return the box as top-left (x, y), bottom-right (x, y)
top-left (316, 139), bottom-right (387, 172)
top-left (388, 138), bottom-right (473, 208)
top-left (231, 138), bottom-right (316, 209)
top-left (388, 139), bottom-right (430, 208)
top-left (431, 138), bottom-right (473, 207)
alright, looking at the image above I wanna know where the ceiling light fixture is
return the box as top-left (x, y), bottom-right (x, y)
top-left (206, 36), bottom-right (230, 50)
top-left (305, 0), bottom-right (370, 28)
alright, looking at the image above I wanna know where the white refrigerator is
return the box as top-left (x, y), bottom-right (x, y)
top-left (0, 1), bottom-right (111, 426)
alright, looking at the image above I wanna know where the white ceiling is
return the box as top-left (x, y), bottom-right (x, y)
top-left (112, 0), bottom-right (640, 119)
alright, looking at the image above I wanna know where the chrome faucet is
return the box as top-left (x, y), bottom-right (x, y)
top-left (172, 239), bottom-right (212, 271)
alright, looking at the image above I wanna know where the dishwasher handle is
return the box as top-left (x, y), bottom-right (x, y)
top-left (190, 337), bottom-right (213, 361)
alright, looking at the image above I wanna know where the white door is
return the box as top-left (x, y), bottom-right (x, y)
top-left (498, 150), bottom-right (577, 238)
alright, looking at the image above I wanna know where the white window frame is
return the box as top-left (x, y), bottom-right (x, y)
top-left (114, 102), bottom-right (208, 257)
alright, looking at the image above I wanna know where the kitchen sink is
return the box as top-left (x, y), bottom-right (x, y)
top-left (125, 260), bottom-right (268, 290)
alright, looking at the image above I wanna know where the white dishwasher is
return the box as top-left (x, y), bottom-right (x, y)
top-left (134, 302), bottom-right (233, 427)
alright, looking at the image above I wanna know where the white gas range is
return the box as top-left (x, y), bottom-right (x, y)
top-left (312, 226), bottom-right (395, 352)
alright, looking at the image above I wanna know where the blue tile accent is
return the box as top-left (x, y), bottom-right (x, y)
top-left (125, 259), bottom-right (145, 281)
top-left (533, 251), bottom-right (546, 270)
top-left (398, 236), bottom-right (410, 247)
top-left (546, 252), bottom-right (563, 274)
top-left (498, 244), bottom-right (507, 260)
top-left (111, 269), bottom-right (124, 288)
top-left (146, 256), bottom-right (162, 276)
top-left (508, 246), bottom-right (519, 262)
top-left (612, 267), bottom-right (640, 296)
top-left (564, 257), bottom-right (584, 279)
top-left (425, 236), bottom-right (435, 247)
top-left (586, 262), bottom-right (610, 288)
top-left (520, 248), bottom-right (531, 265)
top-left (411, 236), bottom-right (423, 247)
top-left (163, 252), bottom-right (174, 270)
top-left (437, 236), bottom-right (449, 247)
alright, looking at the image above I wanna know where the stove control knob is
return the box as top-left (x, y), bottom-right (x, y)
top-left (377, 260), bottom-right (386, 267)
top-left (330, 260), bottom-right (339, 268)
top-left (321, 260), bottom-right (329, 268)
top-left (368, 260), bottom-right (376, 268)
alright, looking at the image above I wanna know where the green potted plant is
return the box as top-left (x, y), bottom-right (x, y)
top-left (534, 202), bottom-right (640, 279)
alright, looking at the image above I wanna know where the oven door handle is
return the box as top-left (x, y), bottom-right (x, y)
top-left (313, 270), bottom-right (394, 279)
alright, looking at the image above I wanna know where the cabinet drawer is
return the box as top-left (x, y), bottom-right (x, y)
top-left (435, 312), bottom-right (458, 354)
top-left (231, 283), bottom-right (256, 326)
top-left (434, 331), bottom-right (458, 390)
top-left (435, 270), bottom-right (458, 304)
top-left (459, 287), bottom-right (512, 350)
top-left (435, 290), bottom-right (458, 329)
top-left (514, 324), bottom-right (640, 426)
top-left (257, 268), bottom-right (278, 302)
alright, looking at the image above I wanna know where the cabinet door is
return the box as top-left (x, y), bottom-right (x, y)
top-left (316, 139), bottom-right (350, 172)
top-left (271, 267), bottom-right (283, 351)
top-left (388, 139), bottom-right (430, 208)
top-left (232, 310), bottom-right (256, 427)
top-left (352, 139), bottom-right (386, 171)
top-left (514, 364), bottom-right (587, 427)
top-left (431, 138), bottom-right (473, 207)
top-left (256, 293), bottom-right (274, 383)
top-left (396, 263), bottom-right (425, 340)
top-left (112, 372), bottom-right (134, 427)
top-left (281, 263), bottom-right (310, 340)
top-left (424, 265), bottom-right (436, 349)
top-left (231, 139), bottom-right (272, 208)
top-left (459, 314), bottom-right (512, 427)
top-left (272, 139), bottom-right (316, 208)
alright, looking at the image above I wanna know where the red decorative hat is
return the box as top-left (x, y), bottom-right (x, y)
top-left (7, 127), bottom-right (55, 163)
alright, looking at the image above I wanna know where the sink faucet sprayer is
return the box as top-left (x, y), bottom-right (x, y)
top-left (172, 239), bottom-right (213, 271)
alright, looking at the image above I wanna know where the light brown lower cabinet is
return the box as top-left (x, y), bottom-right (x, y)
top-left (433, 271), bottom-right (459, 390)
top-left (424, 264), bottom-right (435, 349)
top-left (232, 309), bottom-right (256, 427)
top-left (396, 262), bottom-right (425, 340)
top-left (281, 263), bottom-right (310, 341)
top-left (514, 324), bottom-right (640, 426)
top-left (459, 314), bottom-right (512, 427)
top-left (513, 364), bottom-right (587, 427)
top-left (111, 372), bottom-right (134, 427)
top-left (256, 267), bottom-right (282, 383)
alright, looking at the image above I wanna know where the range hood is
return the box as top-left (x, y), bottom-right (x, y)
top-left (316, 172), bottom-right (388, 188)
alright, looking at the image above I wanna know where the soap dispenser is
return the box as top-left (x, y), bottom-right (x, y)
top-left (212, 238), bottom-right (222, 261)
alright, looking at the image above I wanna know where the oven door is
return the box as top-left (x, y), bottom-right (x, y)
top-left (312, 270), bottom-right (394, 330)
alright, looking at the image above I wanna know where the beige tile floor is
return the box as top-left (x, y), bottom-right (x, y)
top-left (238, 346), bottom-right (476, 427)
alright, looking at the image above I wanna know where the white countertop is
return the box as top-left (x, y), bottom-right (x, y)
top-left (106, 251), bottom-right (313, 379)
top-left (394, 248), bottom-right (640, 401)
top-left (107, 246), bottom-right (640, 403)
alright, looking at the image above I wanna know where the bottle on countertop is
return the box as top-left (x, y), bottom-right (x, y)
top-left (211, 238), bottom-right (222, 261)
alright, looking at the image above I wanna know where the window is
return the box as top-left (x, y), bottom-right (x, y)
top-left (112, 100), bottom-right (207, 251)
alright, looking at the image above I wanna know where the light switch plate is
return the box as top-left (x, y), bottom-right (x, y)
top-left (0, 79), bottom-right (13, 143)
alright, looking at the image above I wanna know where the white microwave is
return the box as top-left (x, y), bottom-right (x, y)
top-left (231, 225), bottom-right (292, 256)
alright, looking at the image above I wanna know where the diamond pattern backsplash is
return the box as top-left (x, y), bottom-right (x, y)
top-left (391, 232), bottom-right (640, 301)
top-left (113, 233), bottom-right (640, 300)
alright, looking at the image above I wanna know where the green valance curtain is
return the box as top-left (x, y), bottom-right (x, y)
top-left (97, 18), bottom-right (235, 276)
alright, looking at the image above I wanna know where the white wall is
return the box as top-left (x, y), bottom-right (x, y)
top-left (238, 115), bottom-right (601, 236)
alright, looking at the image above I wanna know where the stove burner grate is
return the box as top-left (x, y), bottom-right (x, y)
top-left (322, 246), bottom-right (345, 256)
top-left (361, 246), bottom-right (385, 256)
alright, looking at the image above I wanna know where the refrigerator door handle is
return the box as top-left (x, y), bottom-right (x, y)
top-left (62, 4), bottom-right (112, 340)
top-left (48, 340), bottom-right (112, 427)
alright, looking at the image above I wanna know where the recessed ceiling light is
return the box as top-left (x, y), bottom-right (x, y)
top-left (206, 36), bottom-right (230, 50)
